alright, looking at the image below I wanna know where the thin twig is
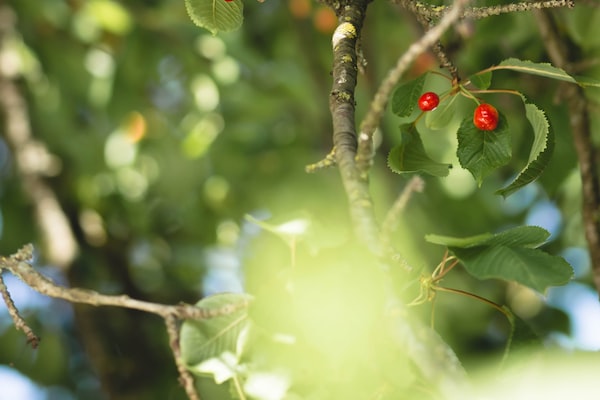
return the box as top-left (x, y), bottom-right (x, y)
top-left (1, 244), bottom-right (250, 399)
top-left (0, 269), bottom-right (41, 348)
top-left (397, 0), bottom-right (574, 21)
top-left (356, 0), bottom-right (470, 175)
top-left (166, 314), bottom-right (200, 400)
top-left (409, 6), bottom-right (460, 82)
top-left (305, 147), bottom-right (337, 173)
top-left (1, 244), bottom-right (251, 321)
top-left (380, 176), bottom-right (425, 264)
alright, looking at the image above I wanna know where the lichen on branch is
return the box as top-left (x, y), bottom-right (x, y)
top-left (328, 0), bottom-right (382, 254)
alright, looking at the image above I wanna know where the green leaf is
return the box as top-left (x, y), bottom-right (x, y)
top-left (425, 94), bottom-right (457, 130)
top-left (496, 103), bottom-right (554, 197)
top-left (426, 226), bottom-right (549, 249)
top-left (426, 226), bottom-right (573, 293)
top-left (387, 124), bottom-right (451, 177)
top-left (185, 0), bottom-right (244, 35)
top-left (453, 246), bottom-right (572, 293)
top-left (391, 74), bottom-right (427, 117)
top-left (469, 71), bottom-right (492, 90)
top-left (180, 293), bottom-right (252, 380)
top-left (496, 58), bottom-right (600, 88)
top-left (456, 112), bottom-right (511, 186)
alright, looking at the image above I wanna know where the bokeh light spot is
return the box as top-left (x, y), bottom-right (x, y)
top-left (212, 56), bottom-right (241, 85)
top-left (217, 220), bottom-right (240, 246)
top-left (84, 0), bottom-right (132, 35)
top-left (195, 35), bottom-right (227, 60)
top-left (181, 113), bottom-right (224, 159)
top-left (441, 167), bottom-right (477, 198)
top-left (0, 367), bottom-right (45, 400)
top-left (104, 130), bottom-right (138, 169)
top-left (115, 167), bottom-right (148, 201)
top-left (548, 282), bottom-right (600, 350)
top-left (525, 200), bottom-right (562, 240)
top-left (191, 74), bottom-right (220, 112)
top-left (84, 48), bottom-right (115, 78)
top-left (204, 175), bottom-right (230, 205)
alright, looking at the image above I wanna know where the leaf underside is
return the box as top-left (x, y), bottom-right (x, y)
top-left (388, 124), bottom-right (451, 177)
top-left (496, 103), bottom-right (554, 197)
top-left (180, 293), bottom-right (252, 372)
top-left (185, 0), bottom-right (243, 35)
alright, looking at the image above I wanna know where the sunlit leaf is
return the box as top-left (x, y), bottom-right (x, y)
top-left (456, 112), bottom-right (511, 186)
top-left (494, 58), bottom-right (600, 88)
top-left (185, 0), bottom-right (244, 35)
top-left (387, 124), bottom-right (451, 177)
top-left (391, 74), bottom-right (427, 117)
top-left (190, 352), bottom-right (238, 384)
top-left (180, 293), bottom-right (252, 381)
top-left (426, 226), bottom-right (573, 292)
top-left (426, 226), bottom-right (549, 248)
top-left (496, 103), bottom-right (554, 197)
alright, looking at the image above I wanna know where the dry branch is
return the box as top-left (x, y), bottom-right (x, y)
top-left (0, 244), bottom-right (251, 400)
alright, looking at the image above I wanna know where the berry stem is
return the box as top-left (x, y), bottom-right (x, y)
top-left (457, 85), bottom-right (481, 104)
top-left (469, 89), bottom-right (522, 97)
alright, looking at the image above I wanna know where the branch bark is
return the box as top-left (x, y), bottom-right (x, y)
top-left (2, 244), bottom-right (250, 321)
top-left (397, 0), bottom-right (574, 21)
top-left (329, 0), bottom-right (382, 254)
top-left (0, 244), bottom-right (251, 400)
top-left (534, 9), bottom-right (600, 297)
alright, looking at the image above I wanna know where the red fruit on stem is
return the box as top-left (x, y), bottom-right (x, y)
top-left (418, 92), bottom-right (440, 111)
top-left (473, 103), bottom-right (499, 131)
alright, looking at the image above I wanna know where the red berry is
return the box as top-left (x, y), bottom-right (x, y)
top-left (418, 92), bottom-right (440, 111)
top-left (473, 103), bottom-right (499, 131)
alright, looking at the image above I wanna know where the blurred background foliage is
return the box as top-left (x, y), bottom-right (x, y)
top-left (0, 0), bottom-right (599, 399)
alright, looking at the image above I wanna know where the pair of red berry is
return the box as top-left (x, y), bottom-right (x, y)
top-left (417, 92), bottom-right (499, 131)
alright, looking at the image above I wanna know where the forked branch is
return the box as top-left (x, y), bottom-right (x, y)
top-left (0, 244), bottom-right (251, 400)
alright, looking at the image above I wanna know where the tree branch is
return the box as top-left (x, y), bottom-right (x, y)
top-left (166, 314), bottom-right (201, 400)
top-left (397, 0), bottom-right (574, 21)
top-left (2, 244), bottom-right (250, 321)
top-left (381, 176), bottom-right (425, 257)
top-left (0, 269), bottom-right (40, 348)
top-left (533, 9), bottom-right (600, 297)
top-left (1, 244), bottom-right (252, 399)
top-left (329, 0), bottom-right (383, 254)
top-left (0, 5), bottom-right (78, 270)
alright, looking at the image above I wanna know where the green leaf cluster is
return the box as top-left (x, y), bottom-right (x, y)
top-left (426, 226), bottom-right (573, 293)
top-left (388, 57), bottom-right (600, 195)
